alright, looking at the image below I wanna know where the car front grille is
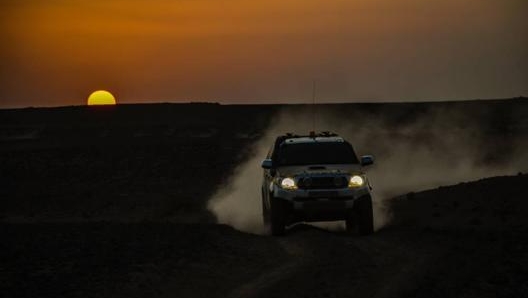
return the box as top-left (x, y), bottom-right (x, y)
top-left (297, 176), bottom-right (348, 189)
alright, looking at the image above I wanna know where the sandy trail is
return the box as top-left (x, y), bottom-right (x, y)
top-left (225, 225), bottom-right (445, 298)
top-left (227, 238), bottom-right (305, 298)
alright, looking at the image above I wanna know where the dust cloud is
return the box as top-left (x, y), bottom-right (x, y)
top-left (207, 105), bottom-right (528, 234)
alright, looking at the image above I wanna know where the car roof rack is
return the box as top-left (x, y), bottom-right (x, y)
top-left (277, 131), bottom-right (339, 139)
top-left (319, 131), bottom-right (338, 137)
top-left (280, 131), bottom-right (339, 139)
top-left (273, 131), bottom-right (340, 152)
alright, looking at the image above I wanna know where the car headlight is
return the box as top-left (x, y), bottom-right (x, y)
top-left (348, 175), bottom-right (364, 188)
top-left (280, 177), bottom-right (298, 190)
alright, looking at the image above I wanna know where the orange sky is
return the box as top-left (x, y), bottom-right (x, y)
top-left (1, 0), bottom-right (527, 107)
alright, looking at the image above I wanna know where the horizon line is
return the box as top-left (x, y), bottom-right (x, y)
top-left (1, 96), bottom-right (526, 111)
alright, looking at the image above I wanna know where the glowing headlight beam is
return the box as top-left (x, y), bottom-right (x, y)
top-left (280, 177), bottom-right (297, 190)
top-left (349, 175), bottom-right (364, 188)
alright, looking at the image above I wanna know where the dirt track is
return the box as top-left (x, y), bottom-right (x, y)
top-left (3, 212), bottom-right (528, 298)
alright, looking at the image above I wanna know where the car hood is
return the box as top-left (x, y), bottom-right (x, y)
top-left (276, 164), bottom-right (362, 177)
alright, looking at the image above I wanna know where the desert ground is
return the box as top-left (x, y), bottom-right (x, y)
top-left (1, 98), bottom-right (528, 298)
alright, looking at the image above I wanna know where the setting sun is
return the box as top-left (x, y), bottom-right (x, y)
top-left (87, 90), bottom-right (116, 106)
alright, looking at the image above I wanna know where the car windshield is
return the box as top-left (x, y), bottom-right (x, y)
top-left (276, 142), bottom-right (359, 166)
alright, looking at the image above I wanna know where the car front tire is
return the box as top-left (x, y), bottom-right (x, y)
top-left (262, 188), bottom-right (270, 226)
top-left (345, 212), bottom-right (356, 233)
top-left (270, 196), bottom-right (287, 236)
top-left (355, 195), bottom-right (374, 236)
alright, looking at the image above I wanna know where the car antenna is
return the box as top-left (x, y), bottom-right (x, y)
top-left (311, 80), bottom-right (317, 136)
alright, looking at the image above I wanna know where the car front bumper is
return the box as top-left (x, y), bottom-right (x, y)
top-left (272, 185), bottom-right (370, 221)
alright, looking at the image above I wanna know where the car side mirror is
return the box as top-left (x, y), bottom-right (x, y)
top-left (360, 155), bottom-right (374, 166)
top-left (261, 159), bottom-right (273, 169)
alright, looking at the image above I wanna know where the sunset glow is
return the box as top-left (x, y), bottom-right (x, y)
top-left (1, 0), bottom-right (526, 107)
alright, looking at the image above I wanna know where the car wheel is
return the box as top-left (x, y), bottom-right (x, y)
top-left (355, 195), bottom-right (374, 236)
top-left (345, 212), bottom-right (356, 233)
top-left (262, 189), bottom-right (270, 226)
top-left (270, 196), bottom-right (287, 236)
